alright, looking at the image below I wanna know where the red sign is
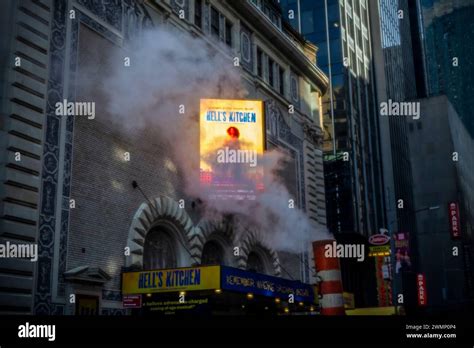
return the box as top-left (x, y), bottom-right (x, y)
top-left (369, 234), bottom-right (390, 245)
top-left (448, 202), bottom-right (461, 239)
top-left (417, 273), bottom-right (427, 306)
top-left (122, 294), bottom-right (142, 308)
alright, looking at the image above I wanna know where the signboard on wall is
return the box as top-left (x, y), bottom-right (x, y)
top-left (199, 99), bottom-right (265, 200)
top-left (122, 294), bottom-right (142, 308)
top-left (220, 266), bottom-right (314, 302)
top-left (448, 202), bottom-right (461, 239)
top-left (417, 273), bottom-right (427, 306)
top-left (394, 232), bottom-right (411, 274)
top-left (122, 266), bottom-right (220, 294)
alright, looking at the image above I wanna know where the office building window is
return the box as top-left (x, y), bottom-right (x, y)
top-left (269, 58), bottom-right (275, 88)
top-left (257, 48), bottom-right (263, 78)
top-left (194, 0), bottom-right (202, 29)
top-left (279, 67), bottom-right (285, 95)
top-left (211, 6), bottom-right (219, 38)
top-left (225, 20), bottom-right (232, 47)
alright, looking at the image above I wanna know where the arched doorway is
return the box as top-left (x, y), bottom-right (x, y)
top-left (143, 228), bottom-right (177, 270)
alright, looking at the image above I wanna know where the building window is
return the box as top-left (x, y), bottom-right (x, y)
top-left (143, 229), bottom-right (177, 270)
top-left (247, 251), bottom-right (265, 273)
top-left (201, 241), bottom-right (224, 265)
top-left (409, 123), bottom-right (414, 132)
top-left (225, 19), bottom-right (232, 47)
top-left (194, 0), bottom-right (202, 29)
top-left (241, 31), bottom-right (251, 62)
top-left (279, 67), bottom-right (285, 95)
top-left (291, 75), bottom-right (298, 101)
top-left (257, 48), bottom-right (263, 78)
top-left (211, 6), bottom-right (219, 38)
top-left (417, 122), bottom-right (422, 130)
top-left (269, 58), bottom-right (275, 88)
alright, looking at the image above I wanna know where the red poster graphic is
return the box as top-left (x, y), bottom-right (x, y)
top-left (448, 202), bottom-right (461, 239)
top-left (417, 273), bottom-right (427, 306)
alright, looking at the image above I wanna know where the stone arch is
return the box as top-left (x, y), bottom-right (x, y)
top-left (125, 196), bottom-right (195, 269)
top-left (192, 217), bottom-right (234, 266)
top-left (236, 226), bottom-right (281, 277)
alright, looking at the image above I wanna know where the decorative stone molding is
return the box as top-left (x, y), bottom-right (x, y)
top-left (303, 122), bottom-right (324, 147)
top-left (125, 196), bottom-right (195, 268)
top-left (236, 225), bottom-right (281, 277)
top-left (192, 217), bottom-right (234, 264)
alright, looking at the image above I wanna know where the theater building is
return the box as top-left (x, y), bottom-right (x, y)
top-left (0, 0), bottom-right (328, 315)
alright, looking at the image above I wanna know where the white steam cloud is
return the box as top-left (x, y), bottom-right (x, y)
top-left (93, 28), bottom-right (330, 252)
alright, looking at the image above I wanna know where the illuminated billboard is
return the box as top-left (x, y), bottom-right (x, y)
top-left (199, 99), bottom-right (265, 200)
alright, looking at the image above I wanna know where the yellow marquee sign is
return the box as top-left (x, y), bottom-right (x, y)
top-left (122, 266), bottom-right (220, 294)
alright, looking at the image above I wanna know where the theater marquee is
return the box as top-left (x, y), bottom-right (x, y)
top-left (122, 266), bottom-right (220, 294)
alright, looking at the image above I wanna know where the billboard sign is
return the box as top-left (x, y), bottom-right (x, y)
top-left (199, 99), bottom-right (265, 200)
top-left (448, 202), bottom-right (461, 239)
top-left (369, 234), bottom-right (390, 245)
top-left (122, 266), bottom-right (220, 295)
top-left (220, 266), bottom-right (314, 302)
top-left (394, 232), bottom-right (411, 274)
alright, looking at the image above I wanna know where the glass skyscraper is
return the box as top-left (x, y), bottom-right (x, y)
top-left (280, 0), bottom-right (385, 307)
top-left (419, 0), bottom-right (474, 136)
top-left (280, 0), bottom-right (386, 238)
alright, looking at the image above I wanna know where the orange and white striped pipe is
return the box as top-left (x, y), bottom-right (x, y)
top-left (313, 240), bottom-right (345, 315)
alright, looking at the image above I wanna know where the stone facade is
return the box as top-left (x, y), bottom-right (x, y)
top-left (0, 0), bottom-right (328, 314)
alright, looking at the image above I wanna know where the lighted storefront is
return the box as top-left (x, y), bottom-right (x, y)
top-left (122, 265), bottom-right (318, 315)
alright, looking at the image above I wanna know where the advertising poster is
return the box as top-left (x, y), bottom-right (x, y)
top-left (394, 232), bottom-right (411, 274)
top-left (199, 99), bottom-right (265, 200)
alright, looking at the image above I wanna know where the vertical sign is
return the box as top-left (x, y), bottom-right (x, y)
top-left (394, 232), bottom-right (411, 274)
top-left (417, 273), bottom-right (427, 306)
top-left (199, 99), bottom-right (265, 200)
top-left (448, 202), bottom-right (461, 239)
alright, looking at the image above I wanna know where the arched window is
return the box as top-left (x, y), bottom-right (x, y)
top-left (143, 229), bottom-right (177, 270)
top-left (201, 240), bottom-right (224, 265)
top-left (246, 251), bottom-right (265, 273)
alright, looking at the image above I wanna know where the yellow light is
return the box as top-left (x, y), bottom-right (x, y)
top-left (284, 308), bottom-right (289, 313)
top-left (247, 293), bottom-right (254, 300)
top-left (310, 306), bottom-right (315, 312)
top-left (298, 302), bottom-right (304, 307)
top-left (146, 293), bottom-right (152, 298)
top-left (215, 289), bottom-right (222, 294)
top-left (179, 291), bottom-right (186, 296)
top-left (275, 298), bottom-right (281, 304)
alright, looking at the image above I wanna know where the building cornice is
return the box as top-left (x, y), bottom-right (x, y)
top-left (230, 1), bottom-right (329, 95)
